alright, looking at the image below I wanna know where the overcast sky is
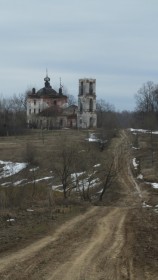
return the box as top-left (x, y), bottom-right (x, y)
top-left (0, 0), bottom-right (158, 111)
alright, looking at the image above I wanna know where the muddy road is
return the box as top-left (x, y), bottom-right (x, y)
top-left (0, 131), bottom-right (157, 280)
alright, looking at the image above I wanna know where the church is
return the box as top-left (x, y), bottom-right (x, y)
top-left (26, 74), bottom-right (97, 129)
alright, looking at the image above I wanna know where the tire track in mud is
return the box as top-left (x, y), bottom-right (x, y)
top-left (0, 207), bottom-right (97, 275)
top-left (0, 207), bottom-right (131, 280)
top-left (47, 208), bottom-right (128, 280)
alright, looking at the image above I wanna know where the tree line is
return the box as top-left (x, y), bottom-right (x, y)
top-left (0, 93), bottom-right (27, 136)
top-left (1, 81), bottom-right (158, 136)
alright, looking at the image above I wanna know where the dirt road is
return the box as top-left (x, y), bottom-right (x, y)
top-left (0, 131), bottom-right (157, 280)
top-left (0, 207), bottom-right (132, 280)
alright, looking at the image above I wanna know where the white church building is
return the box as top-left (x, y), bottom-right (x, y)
top-left (27, 75), bottom-right (97, 129)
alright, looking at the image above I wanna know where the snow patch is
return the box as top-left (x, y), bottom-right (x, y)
top-left (29, 167), bottom-right (39, 172)
top-left (1, 182), bottom-right (11, 186)
top-left (129, 128), bottom-right (149, 133)
top-left (94, 164), bottom-right (101, 168)
top-left (71, 172), bottom-right (85, 182)
top-left (13, 179), bottom-right (27, 186)
top-left (137, 174), bottom-right (143, 180)
top-left (129, 128), bottom-right (158, 135)
top-left (150, 183), bottom-right (158, 189)
top-left (97, 189), bottom-right (103, 194)
top-left (86, 133), bottom-right (100, 142)
top-left (142, 201), bottom-right (152, 208)
top-left (35, 176), bottom-right (53, 182)
top-left (0, 160), bottom-right (27, 179)
top-left (7, 218), bottom-right (15, 222)
top-left (146, 182), bottom-right (158, 189)
top-left (132, 158), bottom-right (139, 169)
top-left (52, 185), bottom-right (63, 191)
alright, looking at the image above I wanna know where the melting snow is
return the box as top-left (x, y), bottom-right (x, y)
top-left (7, 218), bottom-right (15, 222)
top-left (29, 167), bottom-right (39, 172)
top-left (97, 189), bottom-right (103, 194)
top-left (137, 174), bottom-right (143, 180)
top-left (35, 176), bottom-right (53, 182)
top-left (0, 160), bottom-right (27, 179)
top-left (52, 184), bottom-right (63, 191)
top-left (13, 179), bottom-right (27, 186)
top-left (150, 183), bottom-right (158, 189)
top-left (149, 182), bottom-right (158, 189)
top-left (94, 164), bottom-right (101, 168)
top-left (71, 172), bottom-right (85, 182)
top-left (86, 133), bottom-right (100, 142)
top-left (133, 158), bottom-right (139, 169)
top-left (129, 128), bottom-right (158, 135)
top-left (146, 182), bottom-right (158, 189)
top-left (130, 128), bottom-right (149, 133)
top-left (28, 176), bottom-right (53, 184)
top-left (142, 201), bottom-right (152, 208)
top-left (1, 182), bottom-right (11, 186)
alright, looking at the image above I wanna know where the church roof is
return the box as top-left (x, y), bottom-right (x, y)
top-left (36, 87), bottom-right (58, 97)
top-left (28, 73), bottom-right (66, 98)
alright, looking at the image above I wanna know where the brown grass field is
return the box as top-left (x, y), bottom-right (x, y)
top-left (0, 128), bottom-right (157, 279)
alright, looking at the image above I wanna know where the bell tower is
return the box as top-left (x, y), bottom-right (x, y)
top-left (77, 78), bottom-right (97, 128)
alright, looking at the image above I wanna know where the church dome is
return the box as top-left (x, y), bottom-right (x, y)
top-left (36, 73), bottom-right (58, 96)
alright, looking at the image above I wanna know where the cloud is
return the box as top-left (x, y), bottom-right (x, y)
top-left (0, 0), bottom-right (158, 110)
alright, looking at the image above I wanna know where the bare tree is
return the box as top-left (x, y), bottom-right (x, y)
top-left (67, 94), bottom-right (77, 106)
top-left (51, 138), bottom-right (77, 198)
top-left (97, 157), bottom-right (118, 201)
top-left (135, 82), bottom-right (158, 163)
top-left (0, 93), bottom-right (27, 136)
top-left (96, 99), bottom-right (118, 132)
top-left (135, 81), bottom-right (158, 113)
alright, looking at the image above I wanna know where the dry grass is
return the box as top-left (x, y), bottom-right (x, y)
top-left (131, 131), bottom-right (158, 181)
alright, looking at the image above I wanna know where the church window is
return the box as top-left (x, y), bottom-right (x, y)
top-left (60, 119), bottom-right (63, 126)
top-left (34, 100), bottom-right (36, 105)
top-left (80, 102), bottom-right (83, 113)
top-left (90, 117), bottom-right (93, 127)
top-left (54, 100), bottom-right (57, 105)
top-left (34, 109), bottom-right (36, 114)
top-left (29, 109), bottom-right (31, 114)
top-left (89, 82), bottom-right (93, 94)
top-left (89, 99), bottom-right (93, 112)
top-left (80, 82), bottom-right (83, 95)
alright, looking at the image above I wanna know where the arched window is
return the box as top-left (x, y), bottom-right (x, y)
top-left (60, 119), bottom-right (63, 127)
top-left (80, 81), bottom-right (83, 95)
top-left (89, 82), bottom-right (93, 94)
top-left (80, 102), bottom-right (83, 113)
top-left (90, 117), bottom-right (93, 127)
top-left (89, 99), bottom-right (93, 112)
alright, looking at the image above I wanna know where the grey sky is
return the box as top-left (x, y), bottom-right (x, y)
top-left (0, 0), bottom-right (158, 110)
